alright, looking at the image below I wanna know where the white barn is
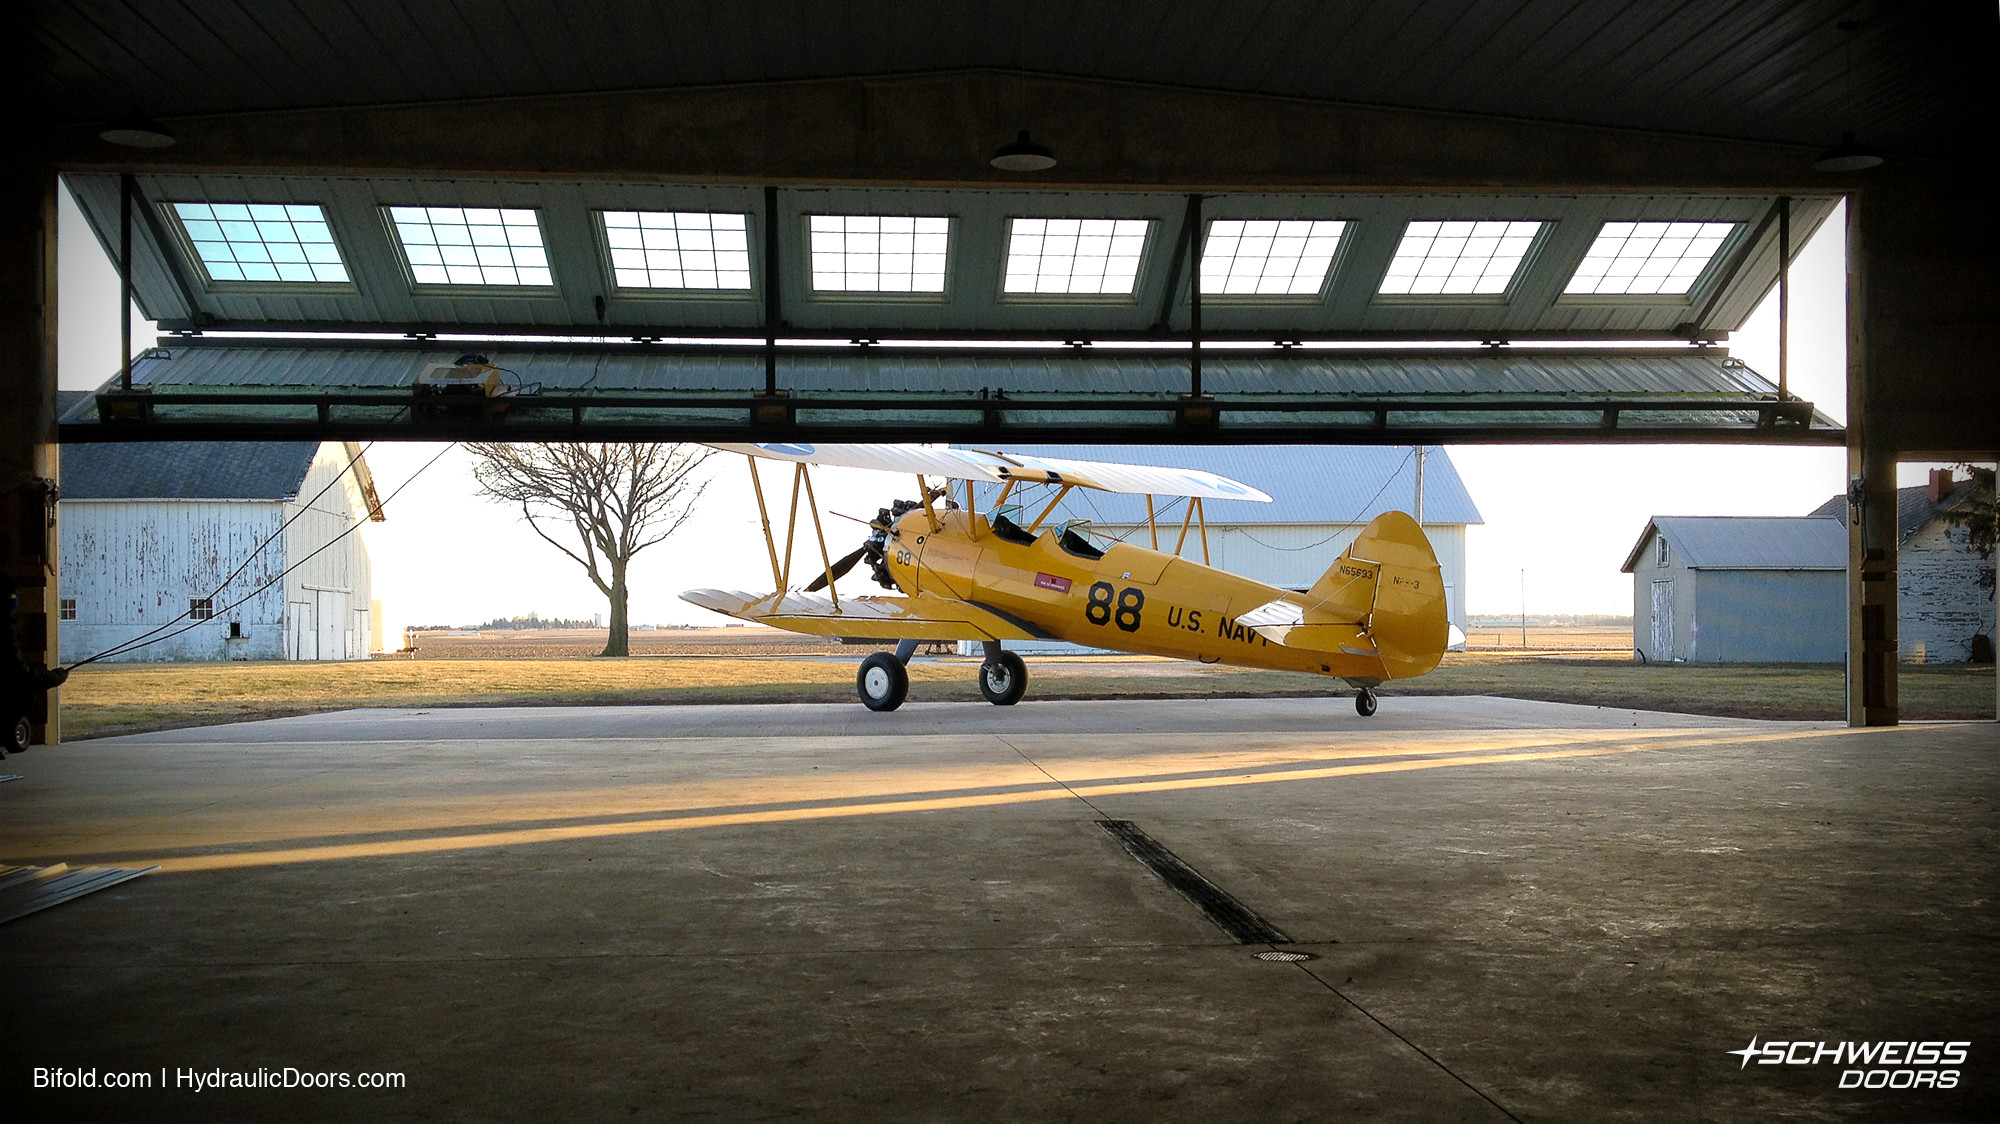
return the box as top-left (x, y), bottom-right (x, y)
top-left (1808, 470), bottom-right (1996, 664)
top-left (58, 439), bottom-right (383, 663)
top-left (952, 444), bottom-right (1481, 653)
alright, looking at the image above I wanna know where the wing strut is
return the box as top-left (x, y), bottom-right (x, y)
top-left (747, 456), bottom-right (783, 590)
top-left (1027, 484), bottom-right (1073, 530)
top-left (743, 453), bottom-right (842, 606)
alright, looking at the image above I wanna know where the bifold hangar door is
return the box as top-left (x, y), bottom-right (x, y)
top-left (60, 173), bottom-right (1841, 447)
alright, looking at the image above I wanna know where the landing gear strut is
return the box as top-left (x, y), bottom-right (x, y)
top-left (1354, 688), bottom-right (1378, 717)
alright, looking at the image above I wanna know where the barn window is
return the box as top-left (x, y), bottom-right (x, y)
top-left (1657, 535), bottom-right (1669, 566)
top-left (189, 598), bottom-right (215, 620)
top-left (170, 202), bottom-right (350, 285)
top-left (59, 598), bottom-right (76, 621)
top-left (1378, 220), bottom-right (1543, 296)
top-left (1002, 218), bottom-right (1152, 296)
top-left (808, 215), bottom-right (951, 294)
top-left (387, 206), bottom-right (553, 287)
top-left (1201, 220), bottom-right (1346, 297)
top-left (599, 211), bottom-right (752, 291)
top-left (1565, 221), bottom-right (1737, 296)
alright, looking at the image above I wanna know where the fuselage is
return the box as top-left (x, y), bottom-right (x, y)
top-left (881, 509), bottom-right (1393, 681)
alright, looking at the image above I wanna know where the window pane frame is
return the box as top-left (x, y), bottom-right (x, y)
top-left (166, 200), bottom-right (357, 292)
top-left (384, 205), bottom-right (560, 292)
top-left (596, 209), bottom-right (758, 297)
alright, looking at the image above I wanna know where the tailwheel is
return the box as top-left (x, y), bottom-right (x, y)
top-left (978, 650), bottom-right (1028, 706)
top-left (1354, 688), bottom-right (1378, 717)
top-left (857, 652), bottom-right (909, 712)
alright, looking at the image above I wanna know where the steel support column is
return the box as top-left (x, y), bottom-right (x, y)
top-left (1845, 196), bottom-right (1896, 727)
top-left (1, 157), bottom-right (61, 744)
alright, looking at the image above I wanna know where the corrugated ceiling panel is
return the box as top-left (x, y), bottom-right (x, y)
top-left (25, 3), bottom-right (1988, 158)
top-left (116, 344), bottom-right (1787, 400)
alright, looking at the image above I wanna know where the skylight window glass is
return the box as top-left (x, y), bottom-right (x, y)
top-left (1201, 219), bottom-right (1345, 296)
top-left (1378, 220), bottom-right (1543, 296)
top-left (172, 202), bottom-right (348, 284)
top-left (1003, 218), bottom-right (1150, 295)
top-left (808, 216), bottom-right (950, 293)
top-left (388, 206), bottom-right (552, 287)
top-left (602, 211), bottom-right (752, 290)
top-left (1565, 221), bottom-right (1737, 295)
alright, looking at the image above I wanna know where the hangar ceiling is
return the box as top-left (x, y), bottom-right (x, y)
top-left (17, 1), bottom-right (1990, 160)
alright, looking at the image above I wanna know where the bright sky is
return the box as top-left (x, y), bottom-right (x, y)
top-left (57, 185), bottom-right (1929, 633)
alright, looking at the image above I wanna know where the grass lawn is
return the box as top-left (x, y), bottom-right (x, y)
top-left (54, 653), bottom-right (1994, 740)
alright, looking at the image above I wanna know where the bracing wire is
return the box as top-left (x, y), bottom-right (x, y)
top-left (64, 442), bottom-right (456, 670)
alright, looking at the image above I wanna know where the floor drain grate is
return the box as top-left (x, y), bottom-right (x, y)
top-left (1098, 820), bottom-right (1291, 945)
top-left (1254, 950), bottom-right (1314, 962)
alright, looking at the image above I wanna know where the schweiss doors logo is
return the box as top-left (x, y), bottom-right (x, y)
top-left (1728, 1037), bottom-right (1969, 1089)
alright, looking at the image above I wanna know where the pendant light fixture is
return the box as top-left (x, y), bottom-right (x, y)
top-left (989, 10), bottom-right (1055, 173)
top-left (99, 114), bottom-right (176, 148)
top-left (990, 131), bottom-right (1057, 172)
top-left (1813, 20), bottom-right (1882, 172)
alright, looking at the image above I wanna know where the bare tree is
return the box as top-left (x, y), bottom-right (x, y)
top-left (466, 443), bottom-right (714, 656)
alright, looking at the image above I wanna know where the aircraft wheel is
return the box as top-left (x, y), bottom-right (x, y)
top-left (857, 653), bottom-right (909, 712)
top-left (5, 714), bottom-right (29, 753)
top-left (979, 651), bottom-right (1028, 706)
top-left (1355, 689), bottom-right (1378, 718)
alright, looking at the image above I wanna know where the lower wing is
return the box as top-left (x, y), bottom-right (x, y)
top-left (680, 589), bottom-right (1043, 642)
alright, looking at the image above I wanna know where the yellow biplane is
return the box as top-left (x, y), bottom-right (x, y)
top-left (682, 444), bottom-right (1451, 717)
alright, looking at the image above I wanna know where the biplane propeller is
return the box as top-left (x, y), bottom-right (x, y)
top-left (683, 443), bottom-right (1454, 717)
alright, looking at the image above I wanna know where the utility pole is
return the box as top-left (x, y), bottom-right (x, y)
top-left (1520, 569), bottom-right (1528, 648)
top-left (1413, 445), bottom-right (1425, 523)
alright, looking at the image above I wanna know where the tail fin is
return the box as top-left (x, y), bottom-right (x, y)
top-left (1302, 511), bottom-right (1449, 679)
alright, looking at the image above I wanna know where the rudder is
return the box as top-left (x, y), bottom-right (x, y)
top-left (1303, 511), bottom-right (1449, 679)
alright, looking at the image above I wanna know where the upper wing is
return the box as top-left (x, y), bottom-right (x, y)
top-left (681, 588), bottom-right (1045, 642)
top-left (704, 443), bottom-right (1270, 502)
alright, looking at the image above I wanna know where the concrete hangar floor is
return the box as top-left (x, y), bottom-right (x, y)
top-left (1, 697), bottom-right (1994, 1121)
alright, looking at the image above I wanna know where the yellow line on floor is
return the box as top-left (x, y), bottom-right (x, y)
top-left (132, 726), bottom-right (1873, 873)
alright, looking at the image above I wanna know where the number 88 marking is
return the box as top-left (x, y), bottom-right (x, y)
top-left (1114, 587), bottom-right (1144, 632)
top-left (1085, 582), bottom-right (1113, 625)
top-left (1084, 582), bottom-right (1144, 632)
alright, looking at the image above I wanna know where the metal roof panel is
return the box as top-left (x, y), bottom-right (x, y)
top-left (1621, 516), bottom-right (1847, 572)
top-left (955, 443), bottom-right (1483, 526)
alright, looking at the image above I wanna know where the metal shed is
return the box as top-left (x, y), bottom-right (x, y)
top-left (1621, 516), bottom-right (1846, 663)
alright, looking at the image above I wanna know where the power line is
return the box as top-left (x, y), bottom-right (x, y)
top-left (1228, 446), bottom-right (1418, 553)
